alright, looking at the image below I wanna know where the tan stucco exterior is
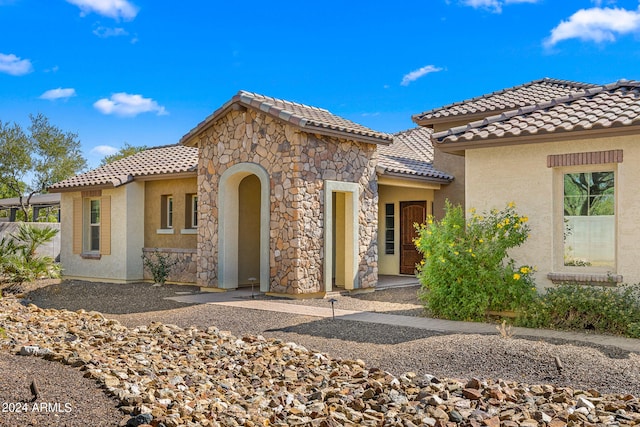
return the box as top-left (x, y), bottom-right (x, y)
top-left (144, 177), bottom-right (197, 249)
top-left (59, 182), bottom-right (145, 282)
top-left (464, 134), bottom-right (640, 288)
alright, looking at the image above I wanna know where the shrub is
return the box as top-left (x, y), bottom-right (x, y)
top-left (142, 250), bottom-right (178, 286)
top-left (517, 283), bottom-right (640, 338)
top-left (0, 224), bottom-right (60, 292)
top-left (415, 201), bottom-right (536, 321)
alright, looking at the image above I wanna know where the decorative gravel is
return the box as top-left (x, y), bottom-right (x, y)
top-left (0, 280), bottom-right (638, 426)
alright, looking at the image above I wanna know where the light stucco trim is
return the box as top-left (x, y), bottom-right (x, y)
top-left (323, 180), bottom-right (360, 292)
top-left (218, 162), bottom-right (270, 292)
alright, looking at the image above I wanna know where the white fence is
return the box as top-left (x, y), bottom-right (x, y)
top-left (0, 222), bottom-right (61, 261)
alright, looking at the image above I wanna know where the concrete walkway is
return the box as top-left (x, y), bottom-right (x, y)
top-left (168, 289), bottom-right (640, 353)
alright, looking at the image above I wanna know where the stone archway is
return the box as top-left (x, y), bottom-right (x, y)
top-left (218, 163), bottom-right (270, 291)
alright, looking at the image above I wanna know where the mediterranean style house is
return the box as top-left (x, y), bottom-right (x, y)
top-left (50, 78), bottom-right (640, 293)
top-left (50, 91), bottom-right (452, 295)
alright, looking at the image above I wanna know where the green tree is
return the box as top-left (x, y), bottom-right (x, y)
top-left (100, 142), bottom-right (147, 166)
top-left (0, 113), bottom-right (87, 220)
top-left (415, 202), bottom-right (536, 320)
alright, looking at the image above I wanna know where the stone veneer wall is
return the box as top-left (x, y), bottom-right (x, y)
top-left (142, 247), bottom-right (197, 284)
top-left (196, 109), bottom-right (379, 294)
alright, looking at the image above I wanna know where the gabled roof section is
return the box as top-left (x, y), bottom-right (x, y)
top-left (49, 144), bottom-right (198, 191)
top-left (433, 80), bottom-right (640, 150)
top-left (180, 90), bottom-right (393, 146)
top-left (377, 127), bottom-right (453, 182)
top-left (413, 78), bottom-right (598, 126)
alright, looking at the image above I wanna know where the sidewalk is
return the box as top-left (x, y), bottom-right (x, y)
top-left (168, 289), bottom-right (640, 353)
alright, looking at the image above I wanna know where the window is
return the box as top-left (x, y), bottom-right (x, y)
top-left (161, 195), bottom-right (173, 229)
top-left (186, 194), bottom-right (198, 228)
top-left (73, 193), bottom-right (110, 256)
top-left (89, 199), bottom-right (100, 251)
top-left (563, 171), bottom-right (615, 268)
top-left (385, 203), bottom-right (394, 255)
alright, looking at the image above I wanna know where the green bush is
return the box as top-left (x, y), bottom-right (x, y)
top-left (517, 283), bottom-right (640, 338)
top-left (0, 224), bottom-right (60, 291)
top-left (415, 201), bottom-right (536, 321)
top-left (142, 250), bottom-right (178, 286)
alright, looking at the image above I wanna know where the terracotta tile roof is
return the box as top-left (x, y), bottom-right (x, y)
top-left (378, 127), bottom-right (453, 181)
top-left (180, 90), bottom-right (393, 146)
top-left (49, 144), bottom-right (198, 191)
top-left (433, 80), bottom-right (640, 146)
top-left (413, 78), bottom-right (598, 125)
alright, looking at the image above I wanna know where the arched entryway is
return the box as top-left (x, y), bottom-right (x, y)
top-left (218, 163), bottom-right (270, 291)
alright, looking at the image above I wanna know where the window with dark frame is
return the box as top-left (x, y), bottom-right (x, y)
top-left (385, 203), bottom-right (394, 255)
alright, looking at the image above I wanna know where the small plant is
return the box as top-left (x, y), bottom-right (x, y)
top-left (415, 201), bottom-right (537, 321)
top-left (0, 224), bottom-right (60, 293)
top-left (517, 283), bottom-right (640, 338)
top-left (142, 250), bottom-right (178, 286)
top-left (496, 319), bottom-right (513, 339)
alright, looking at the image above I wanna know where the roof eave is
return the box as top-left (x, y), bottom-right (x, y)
top-left (413, 110), bottom-right (515, 127)
top-left (435, 124), bottom-right (640, 153)
top-left (377, 168), bottom-right (453, 184)
top-left (48, 183), bottom-right (116, 193)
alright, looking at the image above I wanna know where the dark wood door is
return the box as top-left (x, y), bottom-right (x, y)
top-left (400, 201), bottom-right (427, 275)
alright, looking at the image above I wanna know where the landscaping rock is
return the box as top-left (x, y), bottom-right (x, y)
top-left (1, 297), bottom-right (639, 426)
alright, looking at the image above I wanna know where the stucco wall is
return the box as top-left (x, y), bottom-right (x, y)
top-left (195, 108), bottom-right (379, 294)
top-left (377, 184), bottom-right (434, 275)
top-left (144, 177), bottom-right (197, 249)
top-left (59, 182), bottom-right (145, 282)
top-left (465, 134), bottom-right (640, 288)
top-left (432, 150), bottom-right (464, 219)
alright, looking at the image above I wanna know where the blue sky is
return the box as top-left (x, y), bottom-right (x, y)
top-left (2, 0), bottom-right (640, 167)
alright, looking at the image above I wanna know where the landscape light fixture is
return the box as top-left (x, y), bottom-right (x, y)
top-left (248, 277), bottom-right (257, 299)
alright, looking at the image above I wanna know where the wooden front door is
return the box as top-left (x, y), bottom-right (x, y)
top-left (400, 201), bottom-right (427, 275)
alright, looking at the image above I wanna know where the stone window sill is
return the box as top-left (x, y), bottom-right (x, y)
top-left (156, 228), bottom-right (174, 235)
top-left (180, 228), bottom-right (197, 235)
top-left (80, 252), bottom-right (101, 260)
top-left (547, 272), bottom-right (623, 285)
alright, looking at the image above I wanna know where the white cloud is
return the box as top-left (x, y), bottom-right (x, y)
top-left (545, 7), bottom-right (640, 47)
top-left (0, 53), bottom-right (33, 76)
top-left (66, 0), bottom-right (138, 20)
top-left (462, 0), bottom-right (541, 13)
top-left (401, 65), bottom-right (443, 86)
top-left (93, 26), bottom-right (129, 38)
top-left (91, 145), bottom-right (119, 156)
top-left (39, 88), bottom-right (77, 100)
top-left (94, 92), bottom-right (168, 117)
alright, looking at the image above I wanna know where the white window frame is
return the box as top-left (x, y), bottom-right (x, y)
top-left (86, 198), bottom-right (100, 253)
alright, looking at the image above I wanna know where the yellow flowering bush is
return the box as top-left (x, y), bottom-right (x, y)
top-left (415, 201), bottom-right (536, 321)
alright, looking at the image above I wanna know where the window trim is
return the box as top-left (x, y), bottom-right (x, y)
top-left (384, 203), bottom-right (395, 255)
top-left (553, 163), bottom-right (618, 274)
top-left (185, 193), bottom-right (198, 229)
top-left (160, 194), bottom-right (174, 230)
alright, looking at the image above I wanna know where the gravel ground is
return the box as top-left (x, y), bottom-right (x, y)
top-left (2, 280), bottom-right (640, 426)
